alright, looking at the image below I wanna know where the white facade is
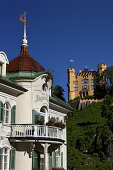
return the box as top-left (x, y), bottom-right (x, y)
top-left (0, 52), bottom-right (9, 77)
top-left (0, 51), bottom-right (72, 170)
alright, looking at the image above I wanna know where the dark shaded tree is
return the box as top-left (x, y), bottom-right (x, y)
top-left (103, 66), bottom-right (113, 95)
top-left (94, 66), bottom-right (113, 98)
top-left (53, 85), bottom-right (66, 102)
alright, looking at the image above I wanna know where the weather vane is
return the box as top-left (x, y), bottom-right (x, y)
top-left (19, 12), bottom-right (28, 46)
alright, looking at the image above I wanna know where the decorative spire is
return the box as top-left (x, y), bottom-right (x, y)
top-left (19, 12), bottom-right (28, 46)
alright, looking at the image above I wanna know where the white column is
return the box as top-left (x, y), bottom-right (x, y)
top-left (2, 63), bottom-right (6, 76)
top-left (44, 143), bottom-right (48, 170)
top-left (58, 146), bottom-right (61, 168)
top-left (42, 143), bottom-right (50, 170)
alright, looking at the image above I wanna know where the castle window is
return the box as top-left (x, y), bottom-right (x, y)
top-left (91, 79), bottom-right (94, 83)
top-left (82, 79), bottom-right (88, 84)
top-left (75, 87), bottom-right (78, 91)
top-left (82, 85), bottom-right (89, 90)
top-left (91, 85), bottom-right (94, 89)
top-left (73, 81), bottom-right (78, 85)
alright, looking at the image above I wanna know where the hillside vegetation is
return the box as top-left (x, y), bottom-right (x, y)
top-left (67, 95), bottom-right (113, 170)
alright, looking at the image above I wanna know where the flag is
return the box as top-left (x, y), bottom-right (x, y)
top-left (19, 14), bottom-right (27, 24)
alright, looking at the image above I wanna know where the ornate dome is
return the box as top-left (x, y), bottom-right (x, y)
top-left (6, 45), bottom-right (45, 73)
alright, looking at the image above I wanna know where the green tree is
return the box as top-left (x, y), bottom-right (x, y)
top-left (67, 99), bottom-right (113, 169)
top-left (53, 85), bottom-right (66, 102)
top-left (94, 66), bottom-right (113, 98)
top-left (103, 66), bottom-right (113, 95)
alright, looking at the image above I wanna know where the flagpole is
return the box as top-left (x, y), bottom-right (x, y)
top-left (22, 12), bottom-right (27, 46)
top-left (70, 59), bottom-right (74, 68)
top-left (24, 12), bottom-right (26, 40)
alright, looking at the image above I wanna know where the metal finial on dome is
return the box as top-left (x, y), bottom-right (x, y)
top-left (22, 12), bottom-right (27, 46)
top-left (19, 12), bottom-right (28, 46)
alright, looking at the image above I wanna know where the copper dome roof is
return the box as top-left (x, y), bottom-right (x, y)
top-left (6, 45), bottom-right (45, 73)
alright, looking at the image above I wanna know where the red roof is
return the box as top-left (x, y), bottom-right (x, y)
top-left (6, 45), bottom-right (45, 72)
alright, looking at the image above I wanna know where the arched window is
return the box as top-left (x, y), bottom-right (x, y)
top-left (4, 103), bottom-right (10, 124)
top-left (40, 106), bottom-right (47, 113)
top-left (42, 83), bottom-right (47, 92)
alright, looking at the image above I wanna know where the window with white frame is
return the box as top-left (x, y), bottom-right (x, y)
top-left (2, 148), bottom-right (9, 170)
top-left (4, 103), bottom-right (10, 124)
top-left (0, 147), bottom-right (15, 170)
top-left (3, 148), bottom-right (8, 170)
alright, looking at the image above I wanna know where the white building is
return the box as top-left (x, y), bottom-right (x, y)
top-left (0, 26), bottom-right (73, 170)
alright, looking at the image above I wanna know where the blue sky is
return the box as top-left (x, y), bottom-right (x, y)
top-left (0, 0), bottom-right (113, 101)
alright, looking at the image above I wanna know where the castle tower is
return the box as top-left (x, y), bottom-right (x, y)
top-left (67, 68), bottom-right (76, 101)
top-left (98, 64), bottom-right (107, 75)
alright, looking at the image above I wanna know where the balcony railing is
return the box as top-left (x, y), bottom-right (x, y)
top-left (11, 124), bottom-right (63, 141)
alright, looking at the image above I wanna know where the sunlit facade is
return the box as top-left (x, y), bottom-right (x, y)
top-left (0, 44), bottom-right (72, 170)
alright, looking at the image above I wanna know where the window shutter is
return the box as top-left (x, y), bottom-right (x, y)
top-left (32, 150), bottom-right (39, 169)
top-left (61, 152), bottom-right (63, 168)
top-left (10, 148), bottom-right (16, 170)
top-left (11, 105), bottom-right (16, 124)
top-left (0, 101), bottom-right (3, 122)
top-left (0, 148), bottom-right (3, 170)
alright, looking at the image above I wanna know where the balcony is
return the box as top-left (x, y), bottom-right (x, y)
top-left (10, 124), bottom-right (64, 142)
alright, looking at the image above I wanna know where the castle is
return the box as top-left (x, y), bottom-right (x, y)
top-left (68, 64), bottom-right (107, 101)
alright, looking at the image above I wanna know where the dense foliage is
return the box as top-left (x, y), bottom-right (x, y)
top-left (67, 95), bottom-right (113, 169)
top-left (53, 85), bottom-right (66, 102)
top-left (94, 66), bottom-right (113, 99)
